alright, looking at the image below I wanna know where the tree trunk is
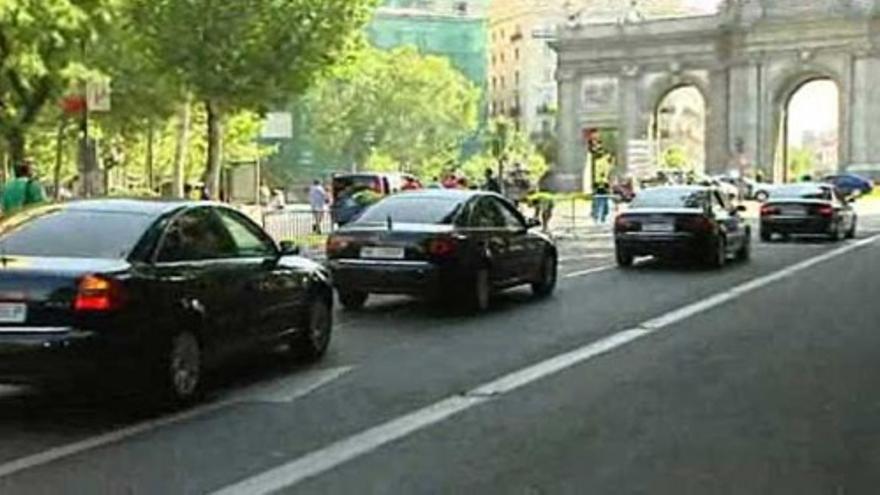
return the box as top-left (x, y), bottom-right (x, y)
top-left (204, 100), bottom-right (224, 200)
top-left (146, 121), bottom-right (155, 193)
top-left (6, 129), bottom-right (26, 172)
top-left (172, 98), bottom-right (191, 199)
top-left (53, 120), bottom-right (67, 200)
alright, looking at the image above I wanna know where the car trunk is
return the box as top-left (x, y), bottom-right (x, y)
top-left (762, 199), bottom-right (831, 217)
top-left (330, 223), bottom-right (457, 262)
top-left (0, 257), bottom-right (129, 328)
top-left (617, 208), bottom-right (708, 234)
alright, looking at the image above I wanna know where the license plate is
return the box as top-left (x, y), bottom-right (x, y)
top-left (0, 303), bottom-right (27, 323)
top-left (361, 247), bottom-right (405, 260)
top-left (781, 206), bottom-right (804, 215)
top-left (643, 223), bottom-right (675, 233)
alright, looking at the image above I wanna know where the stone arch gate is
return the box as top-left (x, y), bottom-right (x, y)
top-left (552, 0), bottom-right (880, 191)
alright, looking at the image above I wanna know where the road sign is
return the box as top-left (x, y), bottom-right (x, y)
top-left (86, 80), bottom-right (111, 112)
top-left (627, 139), bottom-right (655, 176)
top-left (261, 112), bottom-right (293, 139)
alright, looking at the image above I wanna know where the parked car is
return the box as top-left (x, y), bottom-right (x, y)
top-left (331, 173), bottom-right (423, 226)
top-left (822, 173), bottom-right (874, 197)
top-left (614, 186), bottom-right (751, 268)
top-left (0, 200), bottom-right (333, 403)
top-left (705, 175), bottom-right (740, 201)
top-left (760, 183), bottom-right (857, 241)
top-left (327, 190), bottom-right (558, 312)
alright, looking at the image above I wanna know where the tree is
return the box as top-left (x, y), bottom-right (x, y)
top-left (788, 147), bottom-right (816, 181)
top-left (662, 145), bottom-right (688, 169)
top-left (305, 45), bottom-right (480, 176)
top-left (458, 117), bottom-right (548, 187)
top-left (0, 0), bottom-right (116, 167)
top-left (129, 0), bottom-right (378, 198)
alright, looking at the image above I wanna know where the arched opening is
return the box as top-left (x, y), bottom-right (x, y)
top-left (781, 78), bottom-right (839, 182)
top-left (651, 85), bottom-right (706, 177)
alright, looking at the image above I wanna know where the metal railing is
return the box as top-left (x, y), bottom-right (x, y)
top-left (261, 207), bottom-right (335, 241)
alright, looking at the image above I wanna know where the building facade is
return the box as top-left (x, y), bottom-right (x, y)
top-left (553, 0), bottom-right (880, 192)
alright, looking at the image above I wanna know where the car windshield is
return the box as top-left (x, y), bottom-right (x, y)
top-left (332, 175), bottom-right (382, 200)
top-left (631, 189), bottom-right (706, 209)
top-left (355, 196), bottom-right (462, 225)
top-left (770, 185), bottom-right (833, 200)
top-left (0, 207), bottom-right (153, 259)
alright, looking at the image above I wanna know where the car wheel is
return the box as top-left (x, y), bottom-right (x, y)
top-left (846, 217), bottom-right (857, 239)
top-left (466, 268), bottom-right (491, 313)
top-left (338, 289), bottom-right (368, 310)
top-left (616, 248), bottom-right (634, 268)
top-left (736, 233), bottom-right (752, 262)
top-left (707, 238), bottom-right (727, 269)
top-left (159, 330), bottom-right (202, 405)
top-left (755, 191), bottom-right (769, 202)
top-left (532, 254), bottom-right (558, 298)
top-left (760, 229), bottom-right (772, 243)
top-left (290, 298), bottom-right (332, 361)
top-left (829, 221), bottom-right (843, 242)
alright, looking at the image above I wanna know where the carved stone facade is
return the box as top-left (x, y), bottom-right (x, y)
top-left (553, 0), bottom-right (880, 191)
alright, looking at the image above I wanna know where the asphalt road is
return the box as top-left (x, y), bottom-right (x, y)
top-left (1, 204), bottom-right (880, 494)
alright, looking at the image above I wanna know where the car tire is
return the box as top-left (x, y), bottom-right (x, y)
top-left (338, 289), bottom-right (368, 311)
top-left (846, 217), bottom-right (857, 240)
top-left (736, 233), bottom-right (752, 262)
top-left (829, 221), bottom-right (843, 242)
top-left (707, 238), bottom-right (727, 269)
top-left (616, 248), bottom-right (634, 268)
top-left (532, 254), bottom-right (558, 298)
top-left (466, 268), bottom-right (491, 313)
top-left (760, 230), bottom-right (772, 243)
top-left (755, 191), bottom-right (769, 202)
top-left (290, 298), bottom-right (332, 361)
top-left (157, 330), bottom-right (203, 406)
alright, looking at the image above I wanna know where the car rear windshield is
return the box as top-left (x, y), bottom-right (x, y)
top-left (355, 196), bottom-right (462, 225)
top-left (0, 207), bottom-right (154, 259)
top-left (631, 189), bottom-right (706, 209)
top-left (770, 186), bottom-right (832, 200)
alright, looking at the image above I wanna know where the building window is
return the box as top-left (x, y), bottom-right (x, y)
top-left (515, 71), bottom-right (520, 86)
top-left (501, 52), bottom-right (505, 63)
top-left (500, 76), bottom-right (505, 89)
top-left (515, 48), bottom-right (520, 60)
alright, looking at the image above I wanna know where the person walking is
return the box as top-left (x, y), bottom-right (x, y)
top-left (483, 168), bottom-right (502, 194)
top-left (1, 159), bottom-right (46, 215)
top-left (592, 180), bottom-right (611, 224)
top-left (308, 179), bottom-right (328, 234)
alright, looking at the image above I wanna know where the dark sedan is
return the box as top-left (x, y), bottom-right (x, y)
top-left (614, 186), bottom-right (751, 268)
top-left (822, 173), bottom-right (874, 198)
top-left (760, 183), bottom-right (857, 241)
top-left (327, 190), bottom-right (558, 312)
top-left (0, 200), bottom-right (333, 403)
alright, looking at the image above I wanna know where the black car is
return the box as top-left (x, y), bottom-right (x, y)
top-left (0, 200), bottom-right (333, 403)
top-left (760, 183), bottom-right (857, 241)
top-left (614, 186), bottom-right (751, 268)
top-left (327, 190), bottom-right (558, 312)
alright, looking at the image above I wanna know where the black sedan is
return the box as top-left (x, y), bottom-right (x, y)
top-left (0, 200), bottom-right (333, 403)
top-left (760, 183), bottom-right (857, 241)
top-left (327, 190), bottom-right (558, 312)
top-left (614, 186), bottom-right (751, 268)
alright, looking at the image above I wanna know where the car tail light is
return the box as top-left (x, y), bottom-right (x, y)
top-left (74, 275), bottom-right (125, 312)
top-left (326, 236), bottom-right (353, 256)
top-left (614, 216), bottom-right (637, 232)
top-left (679, 216), bottom-right (714, 232)
top-left (428, 237), bottom-right (458, 258)
top-left (816, 205), bottom-right (834, 217)
top-left (760, 205), bottom-right (780, 216)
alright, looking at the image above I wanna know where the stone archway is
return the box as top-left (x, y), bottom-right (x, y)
top-left (648, 82), bottom-right (708, 174)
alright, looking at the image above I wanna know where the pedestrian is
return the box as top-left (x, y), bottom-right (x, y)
top-left (483, 168), bottom-right (502, 194)
top-left (1, 159), bottom-right (46, 215)
top-left (308, 179), bottom-right (328, 234)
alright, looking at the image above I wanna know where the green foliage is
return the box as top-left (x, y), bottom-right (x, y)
top-left (458, 117), bottom-right (548, 186)
top-left (662, 145), bottom-right (688, 169)
top-left (0, 0), bottom-right (118, 164)
top-left (788, 147), bottom-right (816, 180)
top-left (305, 45), bottom-right (480, 175)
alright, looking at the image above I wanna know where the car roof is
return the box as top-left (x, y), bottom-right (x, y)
top-left (774, 182), bottom-right (831, 189)
top-left (640, 185), bottom-right (712, 194)
top-left (388, 189), bottom-right (490, 201)
top-left (61, 198), bottom-right (216, 217)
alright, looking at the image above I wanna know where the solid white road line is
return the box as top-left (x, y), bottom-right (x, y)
top-left (559, 253), bottom-right (613, 263)
top-left (0, 366), bottom-right (352, 479)
top-left (211, 236), bottom-right (878, 495)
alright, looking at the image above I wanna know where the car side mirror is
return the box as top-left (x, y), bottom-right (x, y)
top-left (525, 218), bottom-right (541, 230)
top-left (278, 240), bottom-right (300, 256)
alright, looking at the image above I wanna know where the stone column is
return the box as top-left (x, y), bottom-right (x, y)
top-left (727, 62), bottom-right (763, 177)
top-left (617, 66), bottom-right (641, 177)
top-left (555, 69), bottom-right (585, 192)
top-left (848, 54), bottom-right (880, 169)
top-left (705, 68), bottom-right (730, 175)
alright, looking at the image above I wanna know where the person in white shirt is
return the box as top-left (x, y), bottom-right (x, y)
top-left (308, 180), bottom-right (328, 234)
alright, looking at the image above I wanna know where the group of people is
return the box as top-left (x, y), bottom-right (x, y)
top-left (1, 159), bottom-right (46, 216)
